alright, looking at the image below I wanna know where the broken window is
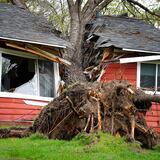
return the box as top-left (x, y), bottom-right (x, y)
top-left (1, 54), bottom-right (36, 95)
top-left (140, 63), bottom-right (160, 91)
top-left (1, 53), bottom-right (55, 97)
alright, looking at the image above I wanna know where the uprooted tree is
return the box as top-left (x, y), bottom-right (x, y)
top-left (0, 80), bottom-right (160, 149)
top-left (0, 0), bottom-right (160, 149)
top-left (30, 80), bottom-right (160, 149)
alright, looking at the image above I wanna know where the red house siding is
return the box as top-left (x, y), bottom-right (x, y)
top-left (101, 63), bottom-right (160, 134)
top-left (100, 63), bottom-right (137, 86)
top-left (0, 97), bottom-right (44, 126)
top-left (145, 103), bottom-right (160, 133)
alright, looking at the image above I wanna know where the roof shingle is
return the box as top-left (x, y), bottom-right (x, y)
top-left (0, 3), bottom-right (70, 48)
top-left (88, 16), bottom-right (160, 53)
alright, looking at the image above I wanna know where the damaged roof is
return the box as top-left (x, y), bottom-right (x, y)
top-left (0, 3), bottom-right (70, 48)
top-left (87, 15), bottom-right (160, 53)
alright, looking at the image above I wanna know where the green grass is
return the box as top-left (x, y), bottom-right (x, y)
top-left (0, 132), bottom-right (160, 160)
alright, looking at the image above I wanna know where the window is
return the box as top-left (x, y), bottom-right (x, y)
top-left (0, 51), bottom-right (56, 98)
top-left (38, 60), bottom-right (54, 97)
top-left (2, 54), bottom-right (37, 95)
top-left (139, 63), bottom-right (160, 91)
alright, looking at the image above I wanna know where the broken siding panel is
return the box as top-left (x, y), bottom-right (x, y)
top-left (0, 97), bottom-right (44, 126)
top-left (100, 63), bottom-right (137, 86)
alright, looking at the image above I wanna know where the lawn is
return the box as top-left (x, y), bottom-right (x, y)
top-left (0, 132), bottom-right (159, 160)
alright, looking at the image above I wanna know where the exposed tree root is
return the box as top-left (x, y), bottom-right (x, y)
top-left (0, 81), bottom-right (159, 149)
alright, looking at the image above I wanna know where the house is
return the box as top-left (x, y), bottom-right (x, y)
top-left (0, 4), bottom-right (70, 126)
top-left (83, 15), bottom-right (160, 133)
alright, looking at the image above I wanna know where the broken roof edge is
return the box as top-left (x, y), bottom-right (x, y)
top-left (0, 36), bottom-right (68, 49)
top-left (93, 44), bottom-right (160, 54)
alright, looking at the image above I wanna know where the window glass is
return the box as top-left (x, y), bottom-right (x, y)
top-left (140, 63), bottom-right (156, 90)
top-left (1, 54), bottom-right (37, 95)
top-left (38, 60), bottom-right (54, 97)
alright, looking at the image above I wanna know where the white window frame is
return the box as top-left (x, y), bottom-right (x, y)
top-left (137, 61), bottom-right (160, 95)
top-left (0, 47), bottom-right (60, 101)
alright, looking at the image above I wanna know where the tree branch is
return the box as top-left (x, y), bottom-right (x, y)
top-left (67, 0), bottom-right (75, 14)
top-left (75, 0), bottom-right (83, 19)
top-left (82, 0), bottom-right (113, 23)
top-left (94, 0), bottom-right (113, 12)
top-left (82, 0), bottom-right (105, 16)
top-left (11, 0), bottom-right (27, 9)
top-left (126, 0), bottom-right (160, 17)
top-left (75, 0), bottom-right (83, 7)
top-left (82, 0), bottom-right (93, 14)
top-left (122, 1), bottom-right (136, 17)
top-left (39, 0), bottom-right (58, 15)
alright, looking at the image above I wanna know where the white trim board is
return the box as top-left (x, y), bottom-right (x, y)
top-left (0, 36), bottom-right (66, 49)
top-left (136, 62), bottom-right (140, 88)
top-left (120, 55), bottom-right (160, 64)
top-left (24, 100), bottom-right (48, 106)
top-left (123, 48), bottom-right (160, 54)
top-left (54, 63), bottom-right (60, 97)
top-left (0, 92), bottom-right (53, 102)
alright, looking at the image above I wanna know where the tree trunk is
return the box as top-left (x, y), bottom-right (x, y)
top-left (64, 4), bottom-right (90, 84)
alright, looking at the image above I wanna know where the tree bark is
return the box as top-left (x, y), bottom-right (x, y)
top-left (64, 0), bottom-right (115, 84)
top-left (11, 0), bottom-right (27, 9)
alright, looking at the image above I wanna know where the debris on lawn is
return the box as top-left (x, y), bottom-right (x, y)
top-left (0, 80), bottom-right (159, 149)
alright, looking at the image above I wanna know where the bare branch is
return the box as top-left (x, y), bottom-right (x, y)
top-left (11, 0), bottom-right (27, 9)
top-left (75, 0), bottom-right (83, 18)
top-left (82, 0), bottom-right (113, 23)
top-left (94, 0), bottom-right (113, 12)
top-left (82, 0), bottom-right (93, 14)
top-left (67, 0), bottom-right (75, 14)
top-left (40, 0), bottom-right (58, 15)
top-left (75, 0), bottom-right (83, 7)
top-left (82, 0), bottom-right (104, 16)
top-left (126, 0), bottom-right (160, 17)
top-left (122, 1), bottom-right (136, 17)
